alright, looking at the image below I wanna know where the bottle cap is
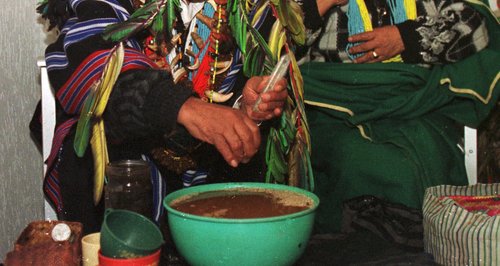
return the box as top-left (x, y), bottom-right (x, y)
top-left (51, 223), bottom-right (71, 241)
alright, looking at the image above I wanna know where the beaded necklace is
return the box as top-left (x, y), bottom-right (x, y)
top-left (167, 0), bottom-right (234, 102)
top-left (209, 4), bottom-right (223, 102)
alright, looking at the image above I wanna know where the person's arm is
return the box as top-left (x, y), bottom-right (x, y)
top-left (102, 1), bottom-right (287, 167)
top-left (349, 0), bottom-right (489, 64)
top-left (105, 71), bottom-right (287, 168)
top-left (103, 69), bottom-right (193, 142)
top-left (177, 97), bottom-right (260, 168)
top-left (52, 0), bottom-right (188, 142)
top-left (177, 76), bottom-right (288, 167)
top-left (397, 0), bottom-right (489, 64)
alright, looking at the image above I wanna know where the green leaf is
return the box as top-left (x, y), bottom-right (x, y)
top-left (228, 1), bottom-right (248, 55)
top-left (103, 20), bottom-right (148, 42)
top-left (74, 83), bottom-right (98, 157)
top-left (102, 0), bottom-right (169, 42)
top-left (130, 0), bottom-right (165, 19)
top-left (152, 8), bottom-right (164, 34)
top-left (248, 26), bottom-right (274, 62)
top-left (166, 0), bottom-right (176, 38)
top-left (242, 45), bottom-right (257, 77)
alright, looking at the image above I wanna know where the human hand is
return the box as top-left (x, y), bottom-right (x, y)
top-left (348, 25), bottom-right (405, 63)
top-left (177, 97), bottom-right (261, 167)
top-left (240, 76), bottom-right (288, 121)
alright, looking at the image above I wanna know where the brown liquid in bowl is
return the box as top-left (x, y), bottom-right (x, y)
top-left (170, 189), bottom-right (313, 219)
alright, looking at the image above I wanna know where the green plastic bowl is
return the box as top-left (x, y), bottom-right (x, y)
top-left (163, 183), bottom-right (319, 266)
top-left (100, 209), bottom-right (164, 258)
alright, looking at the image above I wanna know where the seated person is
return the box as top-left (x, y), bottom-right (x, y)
top-left (297, 0), bottom-right (499, 233)
top-left (32, 0), bottom-right (308, 234)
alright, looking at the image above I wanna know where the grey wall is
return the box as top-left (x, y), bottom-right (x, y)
top-left (0, 1), bottom-right (49, 261)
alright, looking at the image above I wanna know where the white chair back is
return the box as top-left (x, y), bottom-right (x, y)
top-left (37, 57), bottom-right (58, 220)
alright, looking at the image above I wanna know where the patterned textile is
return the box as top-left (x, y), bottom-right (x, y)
top-left (303, 0), bottom-right (489, 63)
top-left (445, 195), bottom-right (500, 215)
top-left (424, 183), bottom-right (500, 265)
top-left (342, 195), bottom-right (424, 249)
top-left (43, 0), bottom-right (159, 217)
top-left (56, 49), bottom-right (156, 114)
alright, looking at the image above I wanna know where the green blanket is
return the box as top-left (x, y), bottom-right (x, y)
top-left (300, 0), bottom-right (499, 233)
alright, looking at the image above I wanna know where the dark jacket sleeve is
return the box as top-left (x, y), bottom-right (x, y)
top-left (104, 69), bottom-right (194, 143)
top-left (397, 0), bottom-right (489, 64)
top-left (47, 1), bottom-right (195, 143)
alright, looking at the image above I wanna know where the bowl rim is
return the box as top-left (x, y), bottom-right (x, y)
top-left (98, 248), bottom-right (161, 262)
top-left (101, 208), bottom-right (164, 252)
top-left (163, 182), bottom-right (320, 224)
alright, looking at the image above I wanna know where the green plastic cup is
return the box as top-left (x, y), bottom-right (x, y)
top-left (163, 182), bottom-right (319, 266)
top-left (100, 209), bottom-right (164, 258)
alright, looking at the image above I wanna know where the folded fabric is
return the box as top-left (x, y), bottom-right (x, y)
top-left (342, 195), bottom-right (424, 250)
